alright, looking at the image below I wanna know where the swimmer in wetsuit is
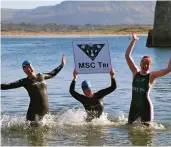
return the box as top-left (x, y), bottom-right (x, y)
top-left (1, 55), bottom-right (66, 123)
top-left (125, 32), bottom-right (171, 126)
top-left (69, 68), bottom-right (117, 122)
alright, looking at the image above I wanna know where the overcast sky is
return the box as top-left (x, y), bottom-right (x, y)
top-left (1, 0), bottom-right (63, 9)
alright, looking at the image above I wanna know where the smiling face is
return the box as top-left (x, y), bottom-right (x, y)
top-left (140, 56), bottom-right (152, 73)
top-left (83, 89), bottom-right (94, 98)
top-left (23, 64), bottom-right (35, 77)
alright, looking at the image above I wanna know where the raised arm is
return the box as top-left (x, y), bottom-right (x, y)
top-left (150, 57), bottom-right (171, 84)
top-left (69, 69), bottom-right (87, 103)
top-left (1, 79), bottom-right (25, 90)
top-left (43, 55), bottom-right (66, 80)
top-left (125, 33), bottom-right (139, 76)
top-left (95, 68), bottom-right (117, 99)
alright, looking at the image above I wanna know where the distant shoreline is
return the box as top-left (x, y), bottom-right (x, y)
top-left (1, 31), bottom-right (148, 37)
top-left (1, 24), bottom-right (151, 37)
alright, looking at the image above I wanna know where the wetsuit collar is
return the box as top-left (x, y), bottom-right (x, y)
top-left (140, 70), bottom-right (150, 75)
top-left (28, 73), bottom-right (37, 80)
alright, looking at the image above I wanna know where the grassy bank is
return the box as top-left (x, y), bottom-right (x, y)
top-left (1, 24), bottom-right (152, 36)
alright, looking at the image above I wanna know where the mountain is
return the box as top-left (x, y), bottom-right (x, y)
top-left (1, 1), bottom-right (156, 25)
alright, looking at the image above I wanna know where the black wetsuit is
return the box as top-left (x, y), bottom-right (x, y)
top-left (128, 72), bottom-right (153, 124)
top-left (1, 64), bottom-right (64, 121)
top-left (69, 78), bottom-right (117, 122)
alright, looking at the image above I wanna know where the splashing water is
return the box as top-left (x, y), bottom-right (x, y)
top-left (1, 107), bottom-right (170, 132)
top-left (1, 107), bottom-right (170, 146)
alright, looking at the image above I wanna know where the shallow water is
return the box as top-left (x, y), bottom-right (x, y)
top-left (1, 36), bottom-right (171, 146)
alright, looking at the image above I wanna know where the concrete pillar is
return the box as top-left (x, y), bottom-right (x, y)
top-left (146, 1), bottom-right (171, 47)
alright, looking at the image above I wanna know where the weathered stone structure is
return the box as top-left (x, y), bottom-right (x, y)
top-left (146, 1), bottom-right (171, 47)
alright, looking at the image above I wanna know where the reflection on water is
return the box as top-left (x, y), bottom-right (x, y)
top-left (128, 126), bottom-right (155, 146)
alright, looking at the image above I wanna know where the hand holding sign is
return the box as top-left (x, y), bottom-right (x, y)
top-left (110, 68), bottom-right (115, 78)
top-left (132, 32), bottom-right (139, 41)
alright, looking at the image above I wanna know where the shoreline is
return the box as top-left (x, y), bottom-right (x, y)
top-left (1, 32), bottom-right (148, 37)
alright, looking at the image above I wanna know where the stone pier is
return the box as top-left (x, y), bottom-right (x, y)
top-left (146, 1), bottom-right (171, 48)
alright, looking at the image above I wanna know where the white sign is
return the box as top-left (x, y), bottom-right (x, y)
top-left (72, 40), bottom-right (112, 74)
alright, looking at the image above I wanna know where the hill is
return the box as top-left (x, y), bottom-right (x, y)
top-left (1, 1), bottom-right (156, 25)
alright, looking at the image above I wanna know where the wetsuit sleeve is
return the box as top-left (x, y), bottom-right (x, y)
top-left (1, 79), bottom-right (25, 90)
top-left (43, 64), bottom-right (64, 80)
top-left (69, 80), bottom-right (87, 103)
top-left (95, 77), bottom-right (117, 99)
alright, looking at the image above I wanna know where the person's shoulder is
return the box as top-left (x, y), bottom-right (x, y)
top-left (149, 71), bottom-right (156, 80)
top-left (37, 73), bottom-right (43, 77)
top-left (133, 71), bottom-right (140, 78)
top-left (93, 92), bottom-right (100, 97)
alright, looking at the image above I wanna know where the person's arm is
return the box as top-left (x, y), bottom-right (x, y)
top-left (150, 57), bottom-right (171, 84)
top-left (95, 68), bottom-right (117, 99)
top-left (69, 69), bottom-right (87, 103)
top-left (1, 79), bottom-right (25, 90)
top-left (43, 55), bottom-right (66, 80)
top-left (69, 80), bottom-right (86, 103)
top-left (125, 33), bottom-right (139, 76)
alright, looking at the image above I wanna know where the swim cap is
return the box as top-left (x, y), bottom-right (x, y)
top-left (142, 56), bottom-right (150, 59)
top-left (22, 60), bottom-right (31, 68)
top-left (81, 80), bottom-right (91, 91)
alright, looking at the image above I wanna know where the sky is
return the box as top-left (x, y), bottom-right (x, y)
top-left (1, 0), bottom-right (156, 9)
top-left (1, 0), bottom-right (63, 9)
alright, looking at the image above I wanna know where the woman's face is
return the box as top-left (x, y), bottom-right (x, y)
top-left (140, 58), bottom-right (152, 72)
